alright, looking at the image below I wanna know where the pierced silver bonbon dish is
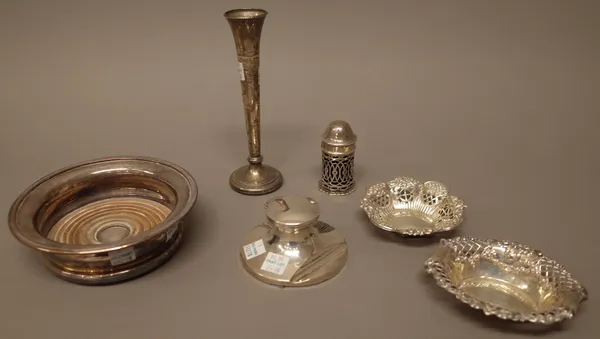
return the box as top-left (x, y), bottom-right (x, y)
top-left (360, 176), bottom-right (466, 236)
top-left (425, 237), bottom-right (588, 324)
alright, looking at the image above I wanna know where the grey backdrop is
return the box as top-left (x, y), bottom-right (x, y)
top-left (0, 1), bottom-right (598, 338)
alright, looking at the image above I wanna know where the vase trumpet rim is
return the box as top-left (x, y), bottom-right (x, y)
top-left (224, 8), bottom-right (268, 20)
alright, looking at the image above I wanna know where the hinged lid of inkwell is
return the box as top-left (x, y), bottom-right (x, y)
top-left (265, 196), bottom-right (319, 231)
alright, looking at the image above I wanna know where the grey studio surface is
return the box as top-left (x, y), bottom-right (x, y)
top-left (0, 1), bottom-right (598, 339)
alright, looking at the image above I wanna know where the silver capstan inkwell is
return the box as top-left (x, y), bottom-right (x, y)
top-left (239, 196), bottom-right (348, 287)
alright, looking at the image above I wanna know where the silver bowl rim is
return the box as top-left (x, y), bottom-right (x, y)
top-left (7, 155), bottom-right (198, 255)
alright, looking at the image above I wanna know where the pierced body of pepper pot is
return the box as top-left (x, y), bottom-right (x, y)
top-left (319, 120), bottom-right (357, 195)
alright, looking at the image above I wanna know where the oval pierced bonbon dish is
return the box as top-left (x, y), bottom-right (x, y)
top-left (360, 176), bottom-right (466, 236)
top-left (425, 237), bottom-right (588, 324)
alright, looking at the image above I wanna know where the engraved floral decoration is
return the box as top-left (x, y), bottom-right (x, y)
top-left (360, 176), bottom-right (466, 236)
top-left (425, 237), bottom-right (588, 324)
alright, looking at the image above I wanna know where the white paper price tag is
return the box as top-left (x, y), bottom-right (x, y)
top-left (260, 252), bottom-right (290, 275)
top-left (108, 247), bottom-right (136, 266)
top-left (238, 62), bottom-right (245, 81)
top-left (243, 239), bottom-right (266, 260)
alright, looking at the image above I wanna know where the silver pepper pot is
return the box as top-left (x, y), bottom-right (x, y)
top-left (319, 120), bottom-right (357, 195)
top-left (240, 196), bottom-right (348, 287)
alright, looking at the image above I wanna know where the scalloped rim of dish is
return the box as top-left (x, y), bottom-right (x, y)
top-left (424, 237), bottom-right (589, 324)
